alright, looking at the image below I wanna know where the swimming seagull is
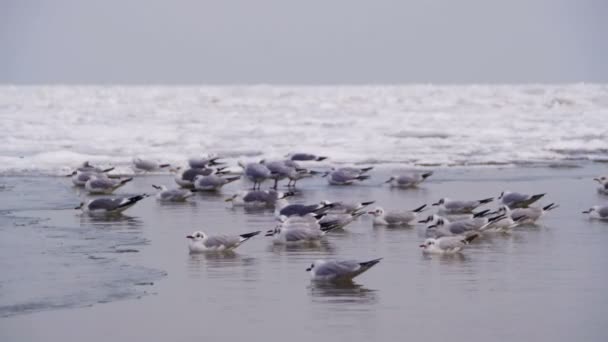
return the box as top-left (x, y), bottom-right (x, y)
top-left (275, 199), bottom-right (335, 218)
top-left (287, 153), bottom-right (328, 162)
top-left (225, 190), bottom-right (294, 208)
top-left (367, 204), bottom-right (427, 226)
top-left (425, 215), bottom-right (506, 238)
top-left (188, 156), bottom-right (224, 169)
top-left (419, 234), bottom-right (479, 254)
top-left (85, 175), bottom-right (133, 194)
top-left (321, 200), bottom-right (375, 214)
top-left (71, 171), bottom-right (101, 187)
top-left (151, 185), bottom-right (194, 202)
top-left (318, 211), bottom-right (365, 230)
top-left (498, 191), bottom-right (545, 209)
top-left (324, 167), bottom-right (372, 185)
top-left (174, 167), bottom-right (227, 188)
top-left (496, 203), bottom-right (558, 224)
top-left (238, 161), bottom-right (271, 190)
top-left (75, 195), bottom-right (148, 215)
top-left (432, 197), bottom-right (494, 215)
top-left (306, 258), bottom-right (382, 282)
top-left (186, 230), bottom-right (261, 253)
top-left (384, 171), bottom-right (433, 188)
top-left (582, 205), bottom-right (608, 220)
top-left (192, 174), bottom-right (241, 191)
top-left (132, 157), bottom-right (171, 172)
top-left (593, 176), bottom-right (608, 195)
top-left (265, 224), bottom-right (339, 245)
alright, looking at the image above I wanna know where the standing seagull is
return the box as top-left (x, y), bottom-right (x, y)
top-left (582, 205), bottom-right (608, 220)
top-left (325, 167), bottom-right (372, 185)
top-left (306, 258), bottom-right (382, 282)
top-left (432, 197), bottom-right (493, 215)
top-left (132, 157), bottom-right (171, 172)
top-left (287, 153), bottom-right (328, 162)
top-left (75, 195), bottom-right (148, 216)
top-left (186, 230), bottom-right (261, 253)
top-left (238, 161), bottom-right (271, 190)
top-left (368, 204), bottom-right (427, 226)
top-left (192, 174), bottom-right (240, 191)
top-left (385, 171), bottom-right (433, 188)
top-left (85, 175), bottom-right (133, 194)
top-left (419, 234), bottom-right (479, 254)
top-left (225, 190), bottom-right (294, 208)
top-left (498, 191), bottom-right (545, 209)
top-left (152, 185), bottom-right (193, 202)
top-left (496, 203), bottom-right (558, 224)
top-left (188, 156), bottom-right (223, 169)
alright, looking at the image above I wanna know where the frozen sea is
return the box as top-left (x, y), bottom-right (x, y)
top-left (1, 84), bottom-right (607, 175)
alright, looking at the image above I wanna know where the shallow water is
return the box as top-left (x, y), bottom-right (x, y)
top-left (1, 165), bottom-right (608, 341)
top-left (1, 84), bottom-right (608, 175)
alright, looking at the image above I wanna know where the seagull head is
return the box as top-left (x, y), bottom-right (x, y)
top-left (582, 206), bottom-right (598, 214)
top-left (186, 231), bottom-right (206, 241)
top-left (432, 198), bottom-right (447, 206)
top-left (419, 238), bottom-right (437, 249)
top-left (367, 207), bottom-right (384, 217)
top-left (594, 176), bottom-right (607, 184)
top-left (74, 202), bottom-right (84, 210)
top-left (306, 259), bottom-right (326, 272)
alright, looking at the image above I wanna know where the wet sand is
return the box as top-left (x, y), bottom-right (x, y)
top-left (1, 164), bottom-right (608, 341)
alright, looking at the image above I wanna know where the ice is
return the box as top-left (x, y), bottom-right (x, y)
top-left (0, 84), bottom-right (606, 175)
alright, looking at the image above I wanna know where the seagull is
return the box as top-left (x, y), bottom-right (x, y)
top-left (275, 199), bottom-right (335, 218)
top-left (287, 153), bottom-right (328, 162)
top-left (425, 215), bottom-right (506, 238)
top-left (321, 200), bottom-right (375, 214)
top-left (70, 171), bottom-right (101, 187)
top-left (324, 167), bottom-right (372, 185)
top-left (225, 190), bottom-right (294, 208)
top-left (418, 209), bottom-right (492, 224)
top-left (238, 161), bottom-right (271, 190)
top-left (151, 185), bottom-right (194, 202)
top-left (85, 174), bottom-right (133, 194)
top-left (498, 191), bottom-right (545, 209)
top-left (582, 205), bottom-right (608, 220)
top-left (419, 234), bottom-right (479, 254)
top-left (318, 211), bottom-right (365, 230)
top-left (174, 167), bottom-right (226, 188)
top-left (432, 197), bottom-right (494, 215)
top-left (367, 204), bottom-right (427, 226)
top-left (69, 161), bottom-right (115, 174)
top-left (186, 230), bottom-right (261, 253)
top-left (593, 176), bottom-right (608, 195)
top-left (384, 171), bottom-right (433, 188)
top-left (496, 203), bottom-right (558, 224)
top-left (75, 195), bottom-right (148, 215)
top-left (192, 174), bottom-right (241, 191)
top-left (265, 224), bottom-right (338, 245)
top-left (188, 156), bottom-right (223, 169)
top-left (306, 258), bottom-right (382, 282)
top-left (259, 160), bottom-right (298, 189)
top-left (132, 157), bottom-right (171, 172)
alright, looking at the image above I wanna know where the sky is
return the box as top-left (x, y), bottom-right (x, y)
top-left (1, 0), bottom-right (607, 84)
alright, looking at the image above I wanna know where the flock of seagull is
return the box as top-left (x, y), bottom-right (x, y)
top-left (67, 154), bottom-right (608, 283)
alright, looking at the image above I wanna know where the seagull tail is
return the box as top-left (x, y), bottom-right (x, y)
top-left (119, 177), bottom-right (134, 185)
top-left (543, 203), bottom-right (559, 211)
top-left (478, 197), bottom-right (494, 205)
top-left (421, 171), bottom-right (433, 179)
top-left (359, 258), bottom-right (383, 269)
top-left (463, 233), bottom-right (480, 244)
top-left (527, 193), bottom-right (546, 206)
top-left (411, 204), bottom-right (427, 213)
top-left (118, 194), bottom-right (147, 209)
top-left (359, 166), bottom-right (374, 173)
top-left (472, 209), bottom-right (491, 218)
top-left (356, 175), bottom-right (371, 181)
top-left (315, 156), bottom-right (328, 161)
top-left (239, 230), bottom-right (262, 242)
top-left (159, 164), bottom-right (171, 168)
top-left (224, 176), bottom-right (241, 184)
top-left (102, 167), bottom-right (115, 173)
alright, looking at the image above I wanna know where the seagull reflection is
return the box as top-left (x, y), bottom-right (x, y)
top-left (80, 214), bottom-right (143, 228)
top-left (308, 281), bottom-right (378, 305)
top-left (267, 240), bottom-right (335, 254)
top-left (188, 251), bottom-right (257, 269)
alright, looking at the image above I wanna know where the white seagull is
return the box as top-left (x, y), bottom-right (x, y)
top-left (367, 204), bottom-right (427, 226)
top-left (419, 234), bottom-right (479, 254)
top-left (187, 230), bottom-right (261, 253)
top-left (75, 195), bottom-right (148, 215)
top-left (306, 258), bottom-right (382, 282)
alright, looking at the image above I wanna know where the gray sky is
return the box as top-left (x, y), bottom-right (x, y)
top-left (1, 0), bottom-right (607, 84)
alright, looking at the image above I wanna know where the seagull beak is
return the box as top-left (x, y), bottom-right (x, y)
top-left (264, 232), bottom-right (275, 237)
top-left (419, 244), bottom-right (426, 248)
top-left (582, 210), bottom-right (591, 214)
top-left (367, 211), bottom-right (375, 215)
top-left (305, 267), bottom-right (312, 272)
top-left (427, 224), bottom-right (437, 229)
top-left (186, 235), bottom-right (194, 239)
top-left (431, 202), bottom-right (439, 206)
top-left (417, 219), bottom-right (427, 223)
